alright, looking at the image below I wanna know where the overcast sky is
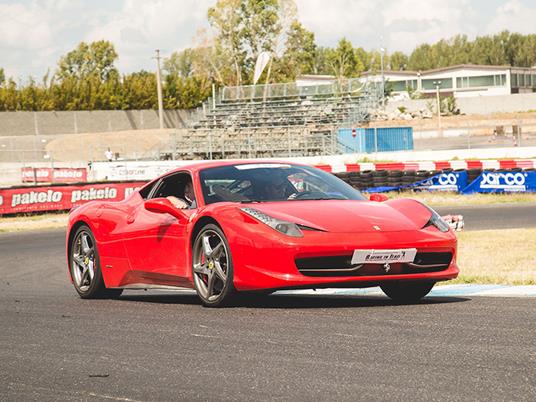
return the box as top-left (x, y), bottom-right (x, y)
top-left (1, 0), bottom-right (536, 80)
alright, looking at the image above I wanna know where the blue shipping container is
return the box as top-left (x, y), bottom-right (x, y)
top-left (338, 127), bottom-right (413, 153)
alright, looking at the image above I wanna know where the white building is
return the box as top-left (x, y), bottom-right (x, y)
top-left (360, 64), bottom-right (536, 98)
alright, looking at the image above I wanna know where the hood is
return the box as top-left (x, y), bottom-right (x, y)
top-left (243, 199), bottom-right (432, 233)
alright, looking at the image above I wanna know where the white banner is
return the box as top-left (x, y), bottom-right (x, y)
top-left (253, 51), bottom-right (271, 85)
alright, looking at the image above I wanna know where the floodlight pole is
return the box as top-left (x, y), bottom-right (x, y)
top-left (433, 80), bottom-right (442, 136)
top-left (155, 49), bottom-right (164, 130)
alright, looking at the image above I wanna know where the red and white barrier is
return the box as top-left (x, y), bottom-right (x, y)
top-left (0, 182), bottom-right (146, 215)
top-left (313, 159), bottom-right (536, 173)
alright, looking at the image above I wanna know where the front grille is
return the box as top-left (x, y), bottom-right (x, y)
top-left (296, 252), bottom-right (452, 277)
top-left (295, 255), bottom-right (356, 271)
top-left (409, 252), bottom-right (452, 269)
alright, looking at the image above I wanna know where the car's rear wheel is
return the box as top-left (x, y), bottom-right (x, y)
top-left (70, 225), bottom-right (123, 299)
top-left (192, 224), bottom-right (235, 307)
top-left (380, 281), bottom-right (435, 302)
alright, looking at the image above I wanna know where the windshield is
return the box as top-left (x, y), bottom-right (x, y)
top-left (199, 163), bottom-right (366, 204)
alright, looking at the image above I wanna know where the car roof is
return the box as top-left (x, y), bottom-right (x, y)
top-left (167, 159), bottom-right (308, 175)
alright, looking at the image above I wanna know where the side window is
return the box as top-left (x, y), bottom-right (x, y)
top-left (139, 180), bottom-right (159, 200)
top-left (151, 173), bottom-right (192, 199)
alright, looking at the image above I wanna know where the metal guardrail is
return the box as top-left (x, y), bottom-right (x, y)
top-left (221, 78), bottom-right (372, 102)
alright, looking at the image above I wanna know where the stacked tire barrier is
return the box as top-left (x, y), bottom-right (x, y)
top-left (335, 167), bottom-right (536, 193)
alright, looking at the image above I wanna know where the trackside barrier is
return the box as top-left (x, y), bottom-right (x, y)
top-left (88, 159), bottom-right (536, 181)
top-left (362, 171), bottom-right (536, 194)
top-left (2, 169), bottom-right (536, 215)
top-left (0, 181), bottom-right (146, 215)
top-left (21, 167), bottom-right (88, 184)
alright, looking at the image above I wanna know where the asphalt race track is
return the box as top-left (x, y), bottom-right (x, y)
top-left (1, 204), bottom-right (536, 401)
top-left (435, 203), bottom-right (536, 230)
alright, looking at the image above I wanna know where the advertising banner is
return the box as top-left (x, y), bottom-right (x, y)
top-left (413, 171), bottom-right (468, 192)
top-left (51, 168), bottom-right (88, 183)
top-left (0, 181), bottom-right (146, 215)
top-left (21, 167), bottom-right (52, 183)
top-left (90, 161), bottom-right (188, 181)
top-left (462, 170), bottom-right (536, 193)
top-left (21, 167), bottom-right (88, 184)
top-left (365, 171), bottom-right (468, 193)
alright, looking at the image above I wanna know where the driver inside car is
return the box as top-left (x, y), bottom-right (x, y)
top-left (262, 179), bottom-right (288, 200)
top-left (167, 181), bottom-right (196, 209)
top-left (256, 172), bottom-right (292, 201)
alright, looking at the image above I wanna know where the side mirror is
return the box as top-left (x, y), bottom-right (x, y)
top-left (144, 198), bottom-right (188, 220)
top-left (369, 193), bottom-right (389, 202)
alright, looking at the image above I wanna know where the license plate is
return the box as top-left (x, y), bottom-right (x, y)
top-left (351, 248), bottom-right (417, 265)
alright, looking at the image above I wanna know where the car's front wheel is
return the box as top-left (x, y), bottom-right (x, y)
top-left (70, 225), bottom-right (123, 299)
top-left (192, 224), bottom-right (235, 307)
top-left (380, 281), bottom-right (435, 302)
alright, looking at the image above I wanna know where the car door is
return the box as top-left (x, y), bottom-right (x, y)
top-left (122, 172), bottom-right (195, 284)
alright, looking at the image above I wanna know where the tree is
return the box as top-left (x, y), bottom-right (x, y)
top-left (164, 48), bottom-right (197, 78)
top-left (277, 20), bottom-right (316, 80)
top-left (57, 41), bottom-right (119, 82)
top-left (326, 38), bottom-right (364, 79)
top-left (389, 51), bottom-right (408, 71)
top-left (240, 0), bottom-right (281, 70)
top-left (120, 71), bottom-right (157, 110)
top-left (208, 0), bottom-right (245, 86)
top-left (0, 68), bottom-right (5, 86)
top-left (408, 44), bottom-right (434, 70)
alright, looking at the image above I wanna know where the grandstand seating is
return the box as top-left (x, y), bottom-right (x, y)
top-left (175, 79), bottom-right (382, 159)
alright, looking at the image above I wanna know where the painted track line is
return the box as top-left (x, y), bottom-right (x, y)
top-left (141, 284), bottom-right (536, 298)
top-left (276, 284), bottom-right (536, 298)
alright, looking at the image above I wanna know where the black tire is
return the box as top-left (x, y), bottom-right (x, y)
top-left (380, 281), bottom-right (435, 302)
top-left (360, 170), bottom-right (373, 179)
top-left (372, 170), bottom-right (388, 177)
top-left (192, 224), bottom-right (236, 307)
top-left (69, 225), bottom-right (123, 299)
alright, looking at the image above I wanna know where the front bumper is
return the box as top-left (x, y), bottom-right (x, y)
top-left (231, 228), bottom-right (458, 291)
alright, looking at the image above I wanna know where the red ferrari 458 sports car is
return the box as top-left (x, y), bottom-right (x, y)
top-left (66, 161), bottom-right (459, 306)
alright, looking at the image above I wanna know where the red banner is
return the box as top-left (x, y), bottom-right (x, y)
top-left (21, 167), bottom-right (88, 183)
top-left (0, 181), bottom-right (147, 215)
top-left (21, 167), bottom-right (52, 183)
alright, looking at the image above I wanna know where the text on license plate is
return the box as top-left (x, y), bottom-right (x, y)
top-left (351, 248), bottom-right (417, 265)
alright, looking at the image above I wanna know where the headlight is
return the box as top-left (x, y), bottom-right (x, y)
top-left (241, 207), bottom-right (303, 237)
top-left (423, 205), bottom-right (450, 232)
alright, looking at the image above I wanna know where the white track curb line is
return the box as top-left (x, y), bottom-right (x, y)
top-left (145, 285), bottom-right (536, 298)
top-left (277, 285), bottom-right (536, 298)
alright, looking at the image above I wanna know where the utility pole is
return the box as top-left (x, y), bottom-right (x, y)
top-left (380, 47), bottom-right (385, 108)
top-left (154, 49), bottom-right (164, 130)
top-left (433, 80), bottom-right (442, 136)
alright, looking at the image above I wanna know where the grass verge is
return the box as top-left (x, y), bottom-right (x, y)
top-left (386, 190), bottom-right (536, 207)
top-left (0, 212), bottom-right (68, 233)
top-left (450, 227), bottom-right (536, 285)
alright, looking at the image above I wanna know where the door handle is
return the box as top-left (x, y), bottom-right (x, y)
top-left (127, 214), bottom-right (135, 224)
